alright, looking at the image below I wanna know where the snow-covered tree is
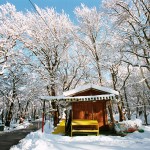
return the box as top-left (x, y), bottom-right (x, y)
top-left (74, 4), bottom-right (109, 85)
top-left (58, 44), bottom-right (89, 92)
top-left (18, 6), bottom-right (74, 96)
top-left (13, 5), bottom-right (76, 126)
top-left (102, 0), bottom-right (150, 123)
top-left (103, 0), bottom-right (150, 88)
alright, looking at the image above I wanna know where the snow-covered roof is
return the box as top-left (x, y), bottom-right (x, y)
top-left (40, 94), bottom-right (117, 102)
top-left (63, 84), bottom-right (119, 96)
top-left (40, 96), bottom-right (64, 101)
top-left (40, 84), bottom-right (119, 102)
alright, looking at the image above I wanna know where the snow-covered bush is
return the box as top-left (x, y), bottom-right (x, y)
top-left (115, 119), bottom-right (143, 134)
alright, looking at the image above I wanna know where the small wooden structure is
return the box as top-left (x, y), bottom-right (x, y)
top-left (40, 84), bottom-right (119, 136)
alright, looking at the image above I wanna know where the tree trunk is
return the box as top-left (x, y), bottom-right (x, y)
top-left (24, 100), bottom-right (30, 118)
top-left (5, 102), bottom-right (14, 127)
top-left (1, 110), bottom-right (4, 124)
top-left (110, 67), bottom-right (126, 122)
top-left (47, 84), bottom-right (59, 127)
top-left (136, 96), bottom-right (140, 118)
top-left (108, 101), bottom-right (115, 124)
top-left (144, 105), bottom-right (148, 125)
top-left (117, 102), bottom-right (126, 122)
top-left (123, 86), bottom-right (131, 120)
top-left (33, 108), bottom-right (36, 120)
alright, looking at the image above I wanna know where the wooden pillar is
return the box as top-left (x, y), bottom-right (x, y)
top-left (102, 101), bottom-right (106, 126)
top-left (65, 107), bottom-right (67, 134)
top-left (92, 102), bottom-right (94, 120)
top-left (42, 100), bottom-right (45, 133)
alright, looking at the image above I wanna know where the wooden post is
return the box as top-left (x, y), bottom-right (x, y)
top-left (92, 102), bottom-right (94, 120)
top-left (102, 101), bottom-right (106, 126)
top-left (65, 107), bottom-right (67, 134)
top-left (42, 100), bottom-right (45, 133)
top-left (71, 105), bottom-right (73, 137)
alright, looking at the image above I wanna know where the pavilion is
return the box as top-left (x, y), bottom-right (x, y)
top-left (40, 84), bottom-right (119, 136)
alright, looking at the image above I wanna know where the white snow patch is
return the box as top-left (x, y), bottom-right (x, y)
top-left (10, 121), bottom-right (150, 150)
top-left (4, 120), bottom-right (31, 132)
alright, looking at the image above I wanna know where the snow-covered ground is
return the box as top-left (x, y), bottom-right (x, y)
top-left (0, 120), bottom-right (31, 133)
top-left (4, 121), bottom-right (31, 132)
top-left (10, 120), bottom-right (150, 150)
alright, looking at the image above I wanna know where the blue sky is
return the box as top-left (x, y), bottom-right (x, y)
top-left (0, 0), bottom-right (101, 20)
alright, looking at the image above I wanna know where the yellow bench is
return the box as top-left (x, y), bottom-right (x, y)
top-left (71, 119), bottom-right (99, 137)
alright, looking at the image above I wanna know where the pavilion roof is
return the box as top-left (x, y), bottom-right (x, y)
top-left (63, 84), bottom-right (119, 97)
top-left (40, 84), bottom-right (119, 102)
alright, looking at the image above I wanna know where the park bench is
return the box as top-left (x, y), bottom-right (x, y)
top-left (71, 119), bottom-right (99, 137)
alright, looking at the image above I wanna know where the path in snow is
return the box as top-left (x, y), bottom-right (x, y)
top-left (0, 121), bottom-right (42, 150)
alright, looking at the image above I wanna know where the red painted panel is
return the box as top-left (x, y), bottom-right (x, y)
top-left (72, 101), bottom-right (108, 128)
top-left (72, 102), bottom-right (92, 120)
top-left (92, 101), bottom-right (107, 127)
